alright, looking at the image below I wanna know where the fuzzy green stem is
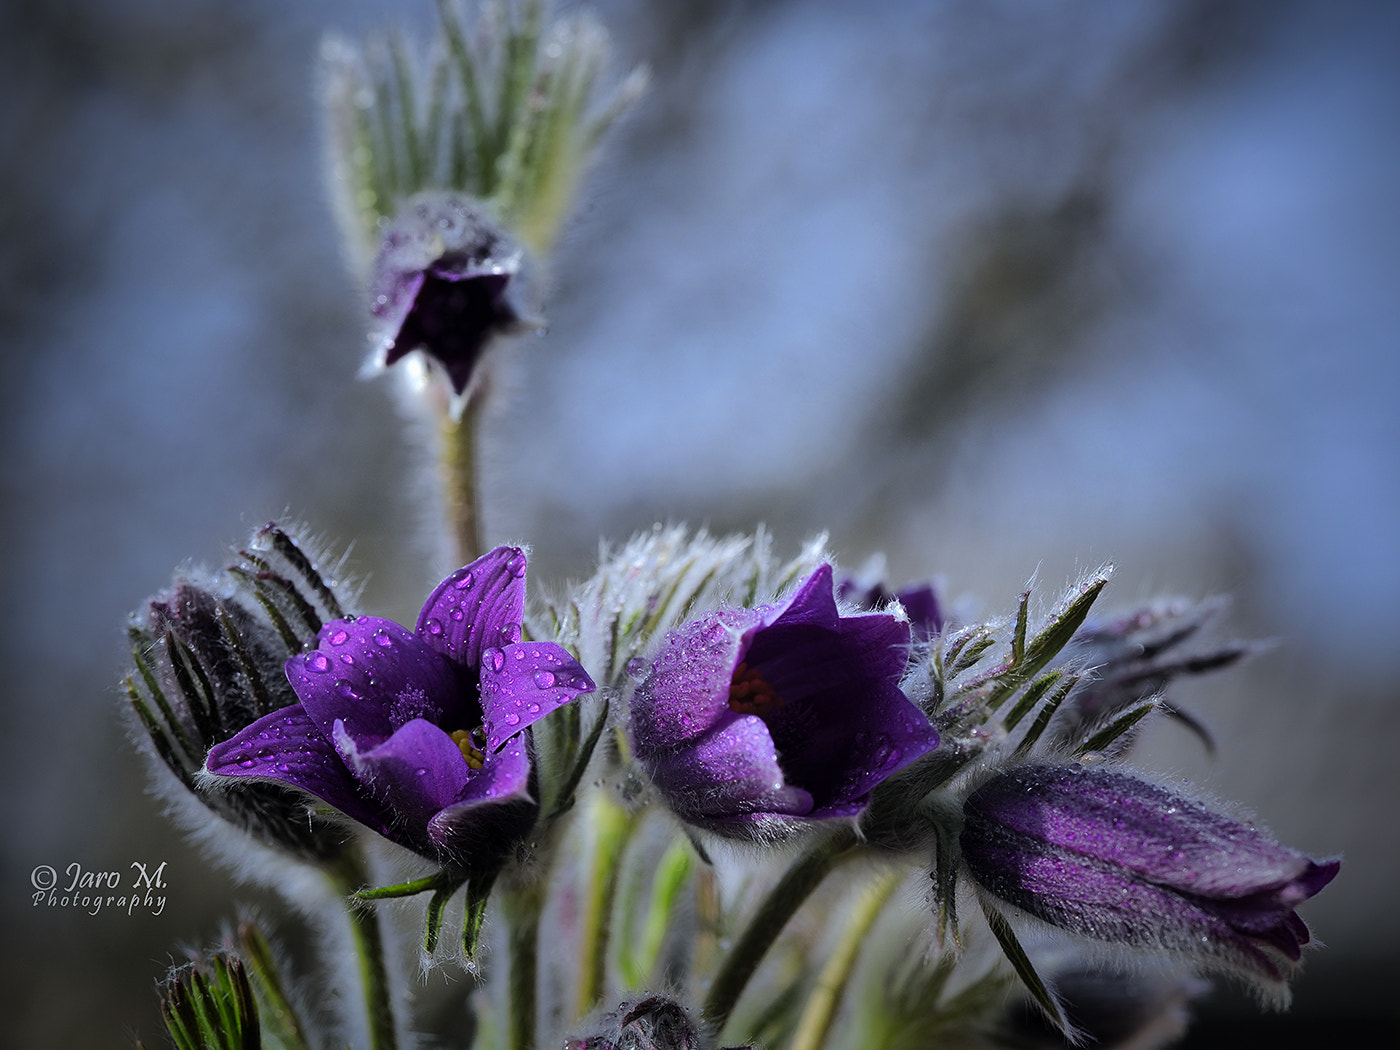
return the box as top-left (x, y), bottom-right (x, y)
top-left (702, 825), bottom-right (861, 1033)
top-left (502, 881), bottom-right (543, 1050)
top-left (787, 866), bottom-right (901, 1050)
top-left (331, 866), bottom-right (399, 1050)
top-left (440, 400), bottom-right (482, 566)
top-left (574, 794), bottom-right (640, 1018)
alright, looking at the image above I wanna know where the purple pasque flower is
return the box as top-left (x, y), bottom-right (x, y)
top-left (369, 193), bottom-right (536, 396)
top-left (205, 547), bottom-right (594, 867)
top-left (959, 764), bottom-right (1339, 990)
top-left (630, 564), bottom-right (939, 831)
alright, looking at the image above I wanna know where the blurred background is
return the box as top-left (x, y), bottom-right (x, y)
top-left (2, 0), bottom-right (1397, 1046)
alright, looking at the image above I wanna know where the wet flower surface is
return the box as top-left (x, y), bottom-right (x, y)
top-left (205, 547), bottom-right (594, 866)
top-left (960, 764), bottom-right (1340, 988)
top-left (369, 194), bottom-right (532, 395)
top-left (630, 564), bottom-right (939, 829)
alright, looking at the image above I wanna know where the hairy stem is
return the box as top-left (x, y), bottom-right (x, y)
top-left (440, 399), bottom-right (482, 566)
top-left (787, 865), bottom-right (901, 1050)
top-left (330, 864), bottom-right (399, 1050)
top-left (703, 825), bottom-right (861, 1034)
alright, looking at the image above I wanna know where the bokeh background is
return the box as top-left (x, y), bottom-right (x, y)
top-left (2, 0), bottom-right (1397, 1046)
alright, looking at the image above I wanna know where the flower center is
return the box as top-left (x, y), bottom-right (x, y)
top-left (728, 662), bottom-right (783, 716)
top-left (450, 728), bottom-right (487, 770)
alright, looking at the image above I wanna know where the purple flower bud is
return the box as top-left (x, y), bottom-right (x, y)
top-left (630, 564), bottom-right (939, 832)
top-left (205, 547), bottom-right (595, 869)
top-left (837, 574), bottom-right (944, 641)
top-left (959, 764), bottom-right (1339, 992)
top-left (369, 194), bottom-right (536, 396)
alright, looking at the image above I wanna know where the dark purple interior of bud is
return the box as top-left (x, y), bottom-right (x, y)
top-left (383, 266), bottom-right (518, 394)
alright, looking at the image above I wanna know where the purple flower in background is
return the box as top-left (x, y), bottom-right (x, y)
top-left (960, 764), bottom-right (1339, 990)
top-left (837, 574), bottom-right (944, 641)
top-left (206, 547), bottom-right (594, 867)
top-left (369, 194), bottom-right (536, 396)
top-left (630, 564), bottom-right (939, 831)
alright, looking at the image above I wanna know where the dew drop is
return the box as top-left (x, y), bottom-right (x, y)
top-left (238, 759), bottom-right (256, 768)
top-left (426, 618), bottom-right (444, 636)
top-left (328, 628), bottom-right (349, 646)
top-left (335, 679), bottom-right (360, 700)
top-left (505, 713), bottom-right (521, 726)
top-left (527, 702), bottom-right (541, 714)
top-left (374, 630), bottom-right (394, 648)
top-left (454, 571), bottom-right (475, 591)
top-left (307, 652), bottom-right (332, 673)
top-left (450, 607), bottom-right (466, 621)
top-left (625, 657), bottom-right (645, 678)
top-left (503, 622), bottom-right (522, 644)
top-left (340, 654), bottom-right (355, 665)
top-left (484, 647), bottom-right (505, 672)
top-left (533, 670), bottom-right (556, 688)
top-left (506, 551), bottom-right (527, 577)
top-left (415, 767), bottom-right (428, 777)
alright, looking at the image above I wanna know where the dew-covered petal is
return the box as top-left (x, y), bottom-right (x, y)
top-left (630, 608), bottom-right (760, 757)
top-left (964, 766), bottom-right (1320, 899)
top-left (203, 706), bottom-right (391, 836)
top-left (648, 714), bottom-right (815, 823)
top-left (426, 735), bottom-right (536, 862)
top-left (287, 617), bottom-right (464, 744)
top-left (332, 717), bottom-right (472, 831)
top-left (417, 546), bottom-right (529, 670)
top-left (478, 641), bottom-right (597, 750)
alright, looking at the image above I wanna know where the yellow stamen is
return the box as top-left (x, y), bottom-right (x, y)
top-left (728, 662), bottom-right (782, 716)
top-left (450, 728), bottom-right (486, 770)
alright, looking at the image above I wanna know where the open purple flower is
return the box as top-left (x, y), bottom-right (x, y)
top-left (960, 764), bottom-right (1339, 991)
top-left (205, 547), bottom-right (594, 867)
top-left (630, 564), bottom-right (939, 831)
top-left (369, 194), bottom-right (536, 396)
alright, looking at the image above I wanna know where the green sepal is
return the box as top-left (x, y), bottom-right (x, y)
top-left (1074, 697), bottom-right (1158, 756)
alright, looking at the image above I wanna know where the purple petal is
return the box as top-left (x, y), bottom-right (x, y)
top-left (203, 706), bottom-right (391, 835)
top-left (765, 564), bottom-right (841, 632)
top-left (288, 617), bottom-right (466, 745)
top-left (630, 607), bottom-right (760, 758)
top-left (333, 717), bottom-right (472, 831)
top-left (426, 735), bottom-right (536, 861)
top-left (648, 714), bottom-right (814, 822)
top-left (478, 641), bottom-right (597, 751)
top-left (417, 547), bottom-right (529, 670)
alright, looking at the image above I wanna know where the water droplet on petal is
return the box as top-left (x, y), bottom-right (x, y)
top-left (374, 630), bottom-right (394, 648)
top-left (450, 606), bottom-right (466, 622)
top-left (335, 679), bottom-right (360, 700)
top-left (484, 647), bottom-right (505, 672)
top-left (238, 758), bottom-right (255, 768)
top-left (506, 551), bottom-right (527, 577)
top-left (454, 571), bottom-right (475, 591)
top-left (533, 670), bottom-right (555, 688)
top-left (503, 622), bottom-right (522, 644)
top-left (527, 702), bottom-right (541, 714)
top-left (625, 657), bottom-right (645, 678)
top-left (307, 653), bottom-right (332, 673)
top-left (505, 713), bottom-right (521, 726)
top-left (425, 618), bottom-right (444, 636)
top-left (415, 767), bottom-right (428, 777)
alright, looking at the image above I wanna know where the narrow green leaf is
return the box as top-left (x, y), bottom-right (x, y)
top-left (1012, 673), bottom-right (1078, 758)
top-left (1074, 699), bottom-right (1157, 756)
top-left (1000, 671), bottom-right (1061, 732)
top-left (982, 902), bottom-right (1070, 1036)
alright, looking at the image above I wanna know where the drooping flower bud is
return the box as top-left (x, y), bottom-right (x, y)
top-left (959, 764), bottom-right (1338, 998)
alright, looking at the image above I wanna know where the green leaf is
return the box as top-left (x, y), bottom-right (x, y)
top-left (981, 902), bottom-right (1071, 1038)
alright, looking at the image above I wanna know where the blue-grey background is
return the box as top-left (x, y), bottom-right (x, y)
top-left (2, 1), bottom-right (1397, 1046)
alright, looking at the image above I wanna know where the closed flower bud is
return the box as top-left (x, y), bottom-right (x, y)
top-left (959, 764), bottom-right (1338, 998)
